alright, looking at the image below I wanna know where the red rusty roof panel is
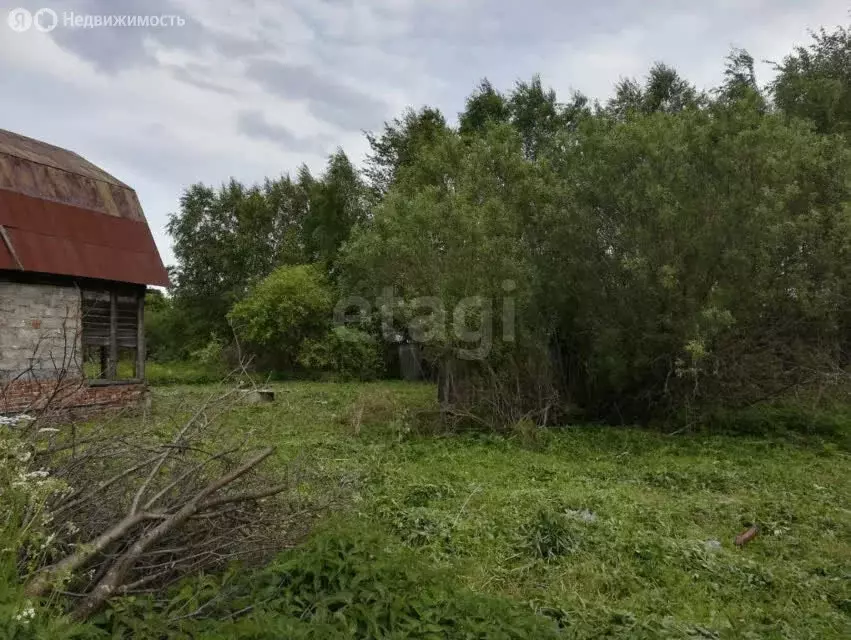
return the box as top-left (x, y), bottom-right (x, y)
top-left (0, 188), bottom-right (169, 287)
top-left (0, 236), bottom-right (15, 270)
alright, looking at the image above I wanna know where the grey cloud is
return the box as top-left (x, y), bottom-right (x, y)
top-left (29, 0), bottom-right (263, 72)
top-left (36, 0), bottom-right (202, 71)
top-left (245, 59), bottom-right (388, 131)
top-left (293, 1), bottom-right (645, 49)
top-left (236, 110), bottom-right (330, 153)
top-left (168, 64), bottom-right (239, 96)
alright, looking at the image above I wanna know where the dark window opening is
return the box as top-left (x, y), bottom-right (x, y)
top-left (81, 288), bottom-right (145, 383)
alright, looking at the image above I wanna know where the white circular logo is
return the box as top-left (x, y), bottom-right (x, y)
top-left (34, 7), bottom-right (57, 32)
top-left (7, 7), bottom-right (33, 32)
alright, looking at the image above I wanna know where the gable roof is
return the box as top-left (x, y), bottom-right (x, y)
top-left (0, 129), bottom-right (169, 287)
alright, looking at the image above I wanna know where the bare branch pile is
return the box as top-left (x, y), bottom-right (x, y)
top-left (15, 380), bottom-right (332, 620)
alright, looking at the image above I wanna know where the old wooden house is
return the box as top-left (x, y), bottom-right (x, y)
top-left (0, 129), bottom-right (169, 416)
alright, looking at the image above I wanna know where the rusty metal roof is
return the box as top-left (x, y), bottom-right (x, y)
top-left (0, 189), bottom-right (170, 286)
top-left (0, 129), bottom-right (145, 220)
top-left (0, 130), bottom-right (169, 286)
top-left (0, 129), bottom-right (130, 187)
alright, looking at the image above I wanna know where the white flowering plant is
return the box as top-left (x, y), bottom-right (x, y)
top-left (0, 414), bottom-right (89, 638)
top-left (1, 416), bottom-right (67, 563)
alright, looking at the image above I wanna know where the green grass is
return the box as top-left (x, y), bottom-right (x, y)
top-left (83, 359), bottom-right (226, 384)
top-left (97, 380), bottom-right (851, 639)
top-left (12, 381), bottom-right (851, 638)
top-left (144, 360), bottom-right (227, 385)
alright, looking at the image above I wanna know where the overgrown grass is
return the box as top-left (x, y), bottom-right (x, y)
top-left (95, 523), bottom-right (561, 639)
top-left (82, 359), bottom-right (225, 385)
top-left (144, 360), bottom-right (227, 385)
top-left (7, 381), bottom-right (851, 638)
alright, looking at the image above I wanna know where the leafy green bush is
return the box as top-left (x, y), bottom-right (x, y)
top-left (228, 265), bottom-right (334, 370)
top-left (297, 326), bottom-right (384, 380)
top-left (189, 333), bottom-right (227, 369)
top-left (702, 402), bottom-right (851, 449)
top-left (345, 94), bottom-right (851, 425)
top-left (144, 290), bottom-right (200, 362)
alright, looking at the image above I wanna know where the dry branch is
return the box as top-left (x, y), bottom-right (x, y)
top-left (13, 367), bottom-right (337, 621)
top-left (72, 447), bottom-right (278, 619)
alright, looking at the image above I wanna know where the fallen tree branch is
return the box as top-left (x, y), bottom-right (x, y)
top-left (15, 366), bottom-right (337, 622)
top-left (72, 447), bottom-right (276, 619)
top-left (25, 510), bottom-right (160, 598)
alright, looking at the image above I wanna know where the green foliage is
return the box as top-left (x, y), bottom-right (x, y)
top-left (717, 48), bottom-right (765, 107)
top-left (190, 334), bottom-right (227, 369)
top-left (458, 78), bottom-right (510, 137)
top-left (164, 150), bottom-right (366, 352)
top-left (364, 107), bottom-right (450, 195)
top-left (0, 421), bottom-right (95, 640)
top-left (151, 20), bottom-right (851, 416)
top-left (608, 63), bottom-right (702, 119)
top-left (773, 24), bottom-right (851, 136)
top-left (297, 326), bottom-right (384, 380)
top-left (302, 150), bottom-right (368, 266)
top-left (228, 264), bottom-right (334, 369)
top-left (347, 64), bottom-right (851, 422)
top-left (167, 177), bottom-right (310, 342)
top-left (0, 576), bottom-right (93, 640)
top-left (343, 123), bottom-right (541, 361)
top-left (703, 402), bottom-right (851, 448)
top-left (96, 525), bottom-right (559, 639)
top-left (0, 565), bottom-right (95, 640)
top-left (553, 104), bottom-right (851, 418)
top-left (144, 289), bottom-right (197, 361)
top-left (160, 25), bottom-right (851, 406)
top-left (0, 419), bottom-right (68, 572)
top-left (507, 75), bottom-right (588, 159)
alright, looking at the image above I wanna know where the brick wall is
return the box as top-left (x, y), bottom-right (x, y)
top-left (0, 280), bottom-right (82, 380)
top-left (0, 378), bottom-right (147, 420)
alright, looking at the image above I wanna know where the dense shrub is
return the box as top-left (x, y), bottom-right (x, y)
top-left (344, 96), bottom-right (851, 425)
top-left (228, 265), bottom-right (334, 369)
top-left (297, 326), bottom-right (384, 380)
top-left (144, 290), bottom-right (194, 361)
top-left (552, 105), bottom-right (851, 420)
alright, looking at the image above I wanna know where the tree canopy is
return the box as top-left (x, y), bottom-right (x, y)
top-left (160, 21), bottom-right (851, 425)
top-left (773, 25), bottom-right (851, 136)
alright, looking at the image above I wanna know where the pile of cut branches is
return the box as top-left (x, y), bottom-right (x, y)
top-left (13, 378), bottom-right (336, 620)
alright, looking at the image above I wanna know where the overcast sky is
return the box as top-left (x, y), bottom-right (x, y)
top-left (1, 0), bottom-right (849, 267)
